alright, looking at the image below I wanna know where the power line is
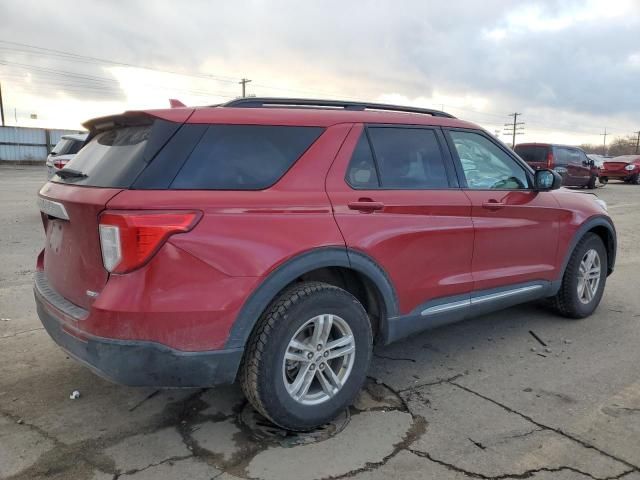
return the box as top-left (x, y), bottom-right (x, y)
top-left (0, 63), bottom-right (238, 99)
top-left (0, 40), bottom-right (240, 84)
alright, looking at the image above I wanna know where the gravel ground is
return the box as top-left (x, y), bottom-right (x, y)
top-left (1, 165), bottom-right (638, 480)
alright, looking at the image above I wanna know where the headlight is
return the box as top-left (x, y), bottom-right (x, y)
top-left (594, 198), bottom-right (608, 212)
top-left (624, 164), bottom-right (636, 171)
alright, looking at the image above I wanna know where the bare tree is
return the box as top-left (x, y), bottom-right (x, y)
top-left (580, 135), bottom-right (638, 157)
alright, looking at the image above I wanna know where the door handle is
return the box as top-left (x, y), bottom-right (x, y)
top-left (482, 200), bottom-right (506, 211)
top-left (348, 199), bottom-right (385, 212)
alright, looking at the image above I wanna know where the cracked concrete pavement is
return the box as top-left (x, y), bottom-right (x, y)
top-left (1, 166), bottom-right (639, 479)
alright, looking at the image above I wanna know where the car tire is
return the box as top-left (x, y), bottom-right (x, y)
top-left (240, 281), bottom-right (372, 431)
top-left (587, 175), bottom-right (597, 189)
top-left (633, 174), bottom-right (640, 185)
top-left (599, 176), bottom-right (608, 185)
top-left (550, 233), bottom-right (607, 319)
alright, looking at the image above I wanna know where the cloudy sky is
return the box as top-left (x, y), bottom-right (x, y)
top-left (1, 0), bottom-right (639, 145)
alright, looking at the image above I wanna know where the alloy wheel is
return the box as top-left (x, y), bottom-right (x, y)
top-left (577, 249), bottom-right (601, 304)
top-left (282, 314), bottom-right (356, 406)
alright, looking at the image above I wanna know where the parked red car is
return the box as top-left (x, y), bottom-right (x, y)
top-left (514, 143), bottom-right (599, 188)
top-left (35, 98), bottom-right (616, 430)
top-left (599, 155), bottom-right (640, 184)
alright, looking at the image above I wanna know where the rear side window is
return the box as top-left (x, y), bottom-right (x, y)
top-left (170, 125), bottom-right (323, 190)
top-left (555, 148), bottom-right (570, 166)
top-left (515, 145), bottom-right (548, 164)
top-left (367, 127), bottom-right (449, 189)
top-left (346, 133), bottom-right (379, 188)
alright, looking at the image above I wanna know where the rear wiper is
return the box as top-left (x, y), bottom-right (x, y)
top-left (56, 168), bottom-right (87, 179)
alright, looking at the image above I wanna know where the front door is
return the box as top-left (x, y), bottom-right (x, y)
top-left (326, 124), bottom-right (475, 317)
top-left (444, 129), bottom-right (563, 293)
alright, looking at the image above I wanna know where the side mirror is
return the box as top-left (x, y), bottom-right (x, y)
top-left (534, 169), bottom-right (562, 191)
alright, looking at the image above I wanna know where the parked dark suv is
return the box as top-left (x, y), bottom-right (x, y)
top-left (35, 98), bottom-right (616, 430)
top-left (515, 143), bottom-right (598, 188)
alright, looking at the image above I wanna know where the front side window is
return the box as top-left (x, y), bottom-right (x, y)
top-left (566, 148), bottom-right (582, 165)
top-left (449, 130), bottom-right (530, 190)
top-left (367, 127), bottom-right (449, 189)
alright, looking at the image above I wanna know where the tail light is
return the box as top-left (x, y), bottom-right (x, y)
top-left (54, 159), bottom-right (69, 169)
top-left (98, 211), bottom-right (200, 274)
top-left (546, 150), bottom-right (554, 169)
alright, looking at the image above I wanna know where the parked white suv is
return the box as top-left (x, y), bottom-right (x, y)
top-left (46, 133), bottom-right (88, 179)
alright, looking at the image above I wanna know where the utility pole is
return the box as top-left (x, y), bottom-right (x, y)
top-left (634, 130), bottom-right (640, 154)
top-left (0, 81), bottom-right (5, 127)
top-left (600, 128), bottom-right (608, 155)
top-left (239, 78), bottom-right (252, 98)
top-left (504, 112), bottom-right (524, 148)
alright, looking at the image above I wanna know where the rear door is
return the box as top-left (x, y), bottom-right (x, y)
top-left (444, 128), bottom-right (562, 293)
top-left (326, 124), bottom-right (474, 316)
top-left (38, 115), bottom-right (185, 308)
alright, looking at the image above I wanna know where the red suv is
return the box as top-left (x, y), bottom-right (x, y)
top-left (35, 98), bottom-right (616, 430)
top-left (514, 143), bottom-right (599, 188)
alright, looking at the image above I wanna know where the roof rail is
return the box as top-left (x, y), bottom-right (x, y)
top-left (222, 97), bottom-right (456, 118)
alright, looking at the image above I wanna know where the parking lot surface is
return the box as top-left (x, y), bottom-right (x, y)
top-left (1, 165), bottom-right (639, 480)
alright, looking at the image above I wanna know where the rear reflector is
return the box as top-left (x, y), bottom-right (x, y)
top-left (546, 150), bottom-right (554, 169)
top-left (98, 211), bottom-right (200, 273)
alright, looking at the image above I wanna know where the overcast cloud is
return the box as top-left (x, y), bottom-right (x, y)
top-left (0, 0), bottom-right (638, 144)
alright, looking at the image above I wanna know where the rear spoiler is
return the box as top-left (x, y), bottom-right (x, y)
top-left (82, 108), bottom-right (195, 139)
top-left (82, 112), bottom-right (154, 134)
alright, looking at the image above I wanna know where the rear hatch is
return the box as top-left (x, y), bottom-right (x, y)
top-left (514, 144), bottom-right (550, 170)
top-left (38, 111), bottom-right (190, 309)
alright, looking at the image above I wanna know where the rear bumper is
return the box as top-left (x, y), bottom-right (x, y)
top-left (34, 287), bottom-right (244, 387)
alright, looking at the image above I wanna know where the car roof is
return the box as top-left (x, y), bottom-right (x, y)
top-left (516, 143), bottom-right (584, 150)
top-left (86, 98), bottom-right (480, 131)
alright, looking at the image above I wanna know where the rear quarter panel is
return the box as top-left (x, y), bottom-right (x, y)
top-left (107, 124), bottom-right (353, 278)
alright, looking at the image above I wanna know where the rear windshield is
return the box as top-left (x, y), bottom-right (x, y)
top-left (51, 138), bottom-right (84, 156)
top-left (51, 118), bottom-right (180, 188)
top-left (53, 126), bottom-right (151, 187)
top-left (515, 145), bottom-right (548, 164)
